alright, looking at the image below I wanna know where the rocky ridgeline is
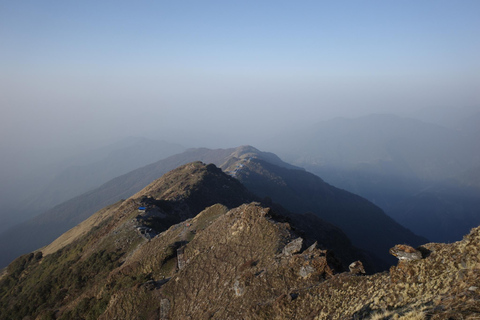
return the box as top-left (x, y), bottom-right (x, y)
top-left (0, 162), bottom-right (479, 319)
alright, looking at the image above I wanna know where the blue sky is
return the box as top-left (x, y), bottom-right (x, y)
top-left (1, 0), bottom-right (479, 150)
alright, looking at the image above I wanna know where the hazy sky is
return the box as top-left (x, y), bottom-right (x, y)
top-left (1, 0), bottom-right (479, 152)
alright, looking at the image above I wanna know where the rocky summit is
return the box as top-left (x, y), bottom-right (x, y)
top-left (0, 162), bottom-right (479, 319)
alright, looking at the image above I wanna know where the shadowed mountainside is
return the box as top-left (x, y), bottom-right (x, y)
top-left (223, 156), bottom-right (426, 267)
top-left (262, 114), bottom-right (480, 243)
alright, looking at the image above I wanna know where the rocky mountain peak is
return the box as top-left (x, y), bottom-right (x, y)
top-left (133, 161), bottom-right (255, 212)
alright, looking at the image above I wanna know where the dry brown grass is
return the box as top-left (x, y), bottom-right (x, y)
top-left (41, 200), bottom-right (124, 255)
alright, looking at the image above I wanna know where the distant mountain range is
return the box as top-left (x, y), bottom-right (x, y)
top-left (265, 114), bottom-right (480, 180)
top-left (0, 137), bottom-right (185, 233)
top-left (262, 113), bottom-right (480, 242)
top-left (0, 146), bottom-right (425, 269)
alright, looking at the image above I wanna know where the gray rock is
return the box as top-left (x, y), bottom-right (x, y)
top-left (299, 265), bottom-right (316, 278)
top-left (349, 261), bottom-right (365, 275)
top-left (160, 298), bottom-right (170, 320)
top-left (305, 241), bottom-right (318, 253)
top-left (389, 244), bottom-right (422, 262)
top-left (282, 238), bottom-right (303, 256)
top-left (233, 280), bottom-right (245, 296)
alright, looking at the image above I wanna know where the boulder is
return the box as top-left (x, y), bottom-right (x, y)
top-left (389, 244), bottom-right (422, 262)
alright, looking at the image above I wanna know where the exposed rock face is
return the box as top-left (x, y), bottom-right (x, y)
top-left (293, 248), bottom-right (340, 279)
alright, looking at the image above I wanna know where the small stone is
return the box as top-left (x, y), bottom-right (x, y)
top-left (160, 298), bottom-right (170, 320)
top-left (233, 280), bottom-right (245, 296)
top-left (468, 286), bottom-right (478, 292)
top-left (349, 261), bottom-right (366, 275)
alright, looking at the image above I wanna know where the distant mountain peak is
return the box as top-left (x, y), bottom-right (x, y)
top-left (220, 145), bottom-right (303, 172)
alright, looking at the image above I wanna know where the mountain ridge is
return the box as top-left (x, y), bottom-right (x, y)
top-left (41, 161), bottom-right (372, 272)
top-left (1, 161), bottom-right (478, 319)
top-left (0, 145), bottom-right (424, 269)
